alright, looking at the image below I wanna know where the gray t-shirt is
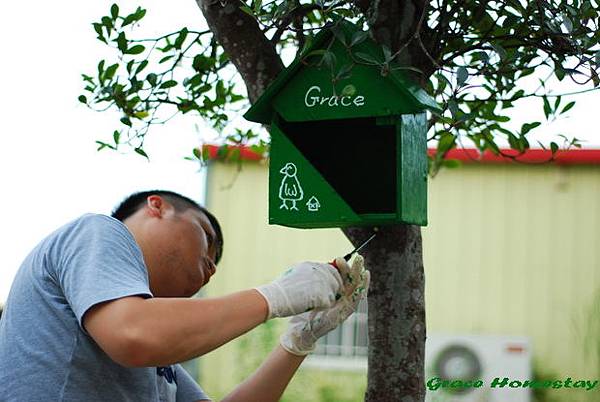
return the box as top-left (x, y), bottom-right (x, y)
top-left (0, 214), bottom-right (211, 402)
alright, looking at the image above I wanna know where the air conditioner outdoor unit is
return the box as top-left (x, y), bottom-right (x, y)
top-left (425, 334), bottom-right (532, 402)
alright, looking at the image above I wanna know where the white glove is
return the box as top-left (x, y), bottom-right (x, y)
top-left (280, 255), bottom-right (370, 356)
top-left (255, 260), bottom-right (344, 319)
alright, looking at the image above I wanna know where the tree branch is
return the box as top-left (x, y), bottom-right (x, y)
top-left (270, 3), bottom-right (322, 45)
top-left (195, 0), bottom-right (284, 102)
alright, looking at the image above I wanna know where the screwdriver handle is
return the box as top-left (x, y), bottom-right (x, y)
top-left (330, 254), bottom-right (351, 270)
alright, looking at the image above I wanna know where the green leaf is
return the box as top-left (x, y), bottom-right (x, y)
top-left (330, 24), bottom-right (347, 46)
top-left (135, 60), bottom-right (148, 75)
top-left (185, 74), bottom-right (202, 88)
top-left (491, 43), bottom-right (507, 60)
top-left (239, 5), bottom-right (254, 17)
top-left (595, 50), bottom-right (600, 67)
top-left (382, 46), bottom-right (392, 62)
top-left (442, 159), bottom-right (462, 168)
top-left (110, 4), bottom-right (119, 20)
top-left (592, 70), bottom-right (600, 87)
top-left (350, 31), bottom-right (369, 47)
top-left (193, 55), bottom-right (213, 71)
top-left (230, 93), bottom-right (244, 102)
top-left (457, 66), bottom-right (468, 87)
top-left (97, 60), bottom-right (106, 82)
top-left (543, 96), bottom-right (551, 118)
top-left (126, 45), bottom-right (145, 55)
top-left (562, 15), bottom-right (573, 33)
top-left (322, 51), bottom-right (337, 70)
top-left (92, 22), bottom-right (102, 36)
top-left (492, 114), bottom-right (510, 122)
top-left (484, 135), bottom-right (501, 155)
top-left (521, 122), bottom-right (541, 135)
top-left (305, 49), bottom-right (326, 58)
top-left (561, 101), bottom-right (576, 114)
top-left (103, 63), bottom-right (118, 81)
top-left (120, 116), bottom-right (132, 127)
top-left (101, 16), bottom-right (113, 31)
top-left (437, 131), bottom-right (456, 155)
top-left (471, 51), bottom-right (489, 63)
top-left (447, 98), bottom-right (459, 118)
top-left (550, 142), bottom-right (559, 154)
top-left (507, 132), bottom-right (520, 150)
top-left (96, 140), bottom-right (116, 151)
top-left (159, 80), bottom-right (178, 89)
top-left (216, 145), bottom-right (228, 159)
top-left (174, 28), bottom-right (188, 50)
top-left (159, 55), bottom-right (174, 64)
top-left (555, 64), bottom-right (565, 81)
top-left (113, 130), bottom-right (120, 145)
top-left (116, 32), bottom-right (127, 53)
top-left (135, 147), bottom-right (148, 159)
top-left (253, 0), bottom-right (263, 13)
top-left (92, 23), bottom-right (105, 42)
top-left (520, 135), bottom-right (530, 151)
top-left (78, 95), bottom-right (87, 104)
top-left (96, 141), bottom-right (107, 151)
top-left (355, 52), bottom-right (379, 65)
top-left (554, 96), bottom-right (561, 111)
top-left (122, 7), bottom-right (146, 27)
top-left (335, 63), bottom-right (354, 80)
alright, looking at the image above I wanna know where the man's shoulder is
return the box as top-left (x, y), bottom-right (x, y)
top-left (66, 213), bottom-right (129, 237)
top-left (46, 213), bottom-right (135, 253)
top-left (76, 213), bottom-right (122, 227)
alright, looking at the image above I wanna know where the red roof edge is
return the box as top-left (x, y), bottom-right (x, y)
top-left (429, 148), bottom-right (600, 165)
top-left (202, 144), bottom-right (600, 165)
top-left (202, 144), bottom-right (263, 162)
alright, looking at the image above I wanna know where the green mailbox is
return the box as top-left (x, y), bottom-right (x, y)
top-left (244, 21), bottom-right (440, 229)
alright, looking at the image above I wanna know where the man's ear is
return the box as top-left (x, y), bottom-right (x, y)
top-left (146, 195), bottom-right (165, 218)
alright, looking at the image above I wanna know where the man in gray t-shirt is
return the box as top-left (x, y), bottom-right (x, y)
top-left (0, 190), bottom-right (369, 402)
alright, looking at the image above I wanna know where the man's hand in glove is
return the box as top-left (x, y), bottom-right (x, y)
top-left (280, 255), bottom-right (370, 356)
top-left (255, 260), bottom-right (344, 320)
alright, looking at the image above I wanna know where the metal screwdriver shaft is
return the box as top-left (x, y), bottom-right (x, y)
top-left (331, 233), bottom-right (377, 269)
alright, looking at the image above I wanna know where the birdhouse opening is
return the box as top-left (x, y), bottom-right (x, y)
top-left (278, 117), bottom-right (397, 215)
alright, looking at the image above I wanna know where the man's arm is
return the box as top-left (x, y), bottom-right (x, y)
top-left (84, 260), bottom-right (343, 368)
top-left (221, 345), bottom-right (306, 402)
top-left (84, 289), bottom-right (268, 367)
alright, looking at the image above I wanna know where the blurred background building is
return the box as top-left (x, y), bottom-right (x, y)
top-left (192, 147), bottom-right (600, 402)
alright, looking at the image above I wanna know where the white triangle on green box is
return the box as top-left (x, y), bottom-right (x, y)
top-left (269, 122), bottom-right (360, 228)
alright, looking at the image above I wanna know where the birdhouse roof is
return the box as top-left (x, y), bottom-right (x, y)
top-left (244, 20), bottom-right (441, 124)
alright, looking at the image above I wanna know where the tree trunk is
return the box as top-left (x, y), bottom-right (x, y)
top-left (343, 225), bottom-right (426, 402)
top-left (346, 2), bottom-right (434, 399)
top-left (196, 2), bottom-right (432, 401)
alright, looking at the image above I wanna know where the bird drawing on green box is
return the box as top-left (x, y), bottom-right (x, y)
top-left (279, 162), bottom-right (304, 211)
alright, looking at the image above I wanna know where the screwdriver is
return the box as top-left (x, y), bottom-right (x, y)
top-left (330, 233), bottom-right (376, 269)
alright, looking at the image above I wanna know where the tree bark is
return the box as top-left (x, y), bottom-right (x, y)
top-left (345, 2), bottom-right (434, 401)
top-left (343, 225), bottom-right (426, 402)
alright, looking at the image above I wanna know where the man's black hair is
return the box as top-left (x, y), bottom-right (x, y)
top-left (111, 190), bottom-right (223, 265)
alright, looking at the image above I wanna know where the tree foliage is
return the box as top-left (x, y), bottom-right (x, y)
top-left (81, 0), bottom-right (599, 173)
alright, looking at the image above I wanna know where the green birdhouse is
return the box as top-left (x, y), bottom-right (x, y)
top-left (244, 20), bottom-right (440, 229)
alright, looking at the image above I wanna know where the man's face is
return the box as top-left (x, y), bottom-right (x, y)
top-left (144, 201), bottom-right (219, 297)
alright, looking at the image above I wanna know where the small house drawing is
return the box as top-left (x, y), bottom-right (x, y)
top-left (306, 196), bottom-right (321, 212)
